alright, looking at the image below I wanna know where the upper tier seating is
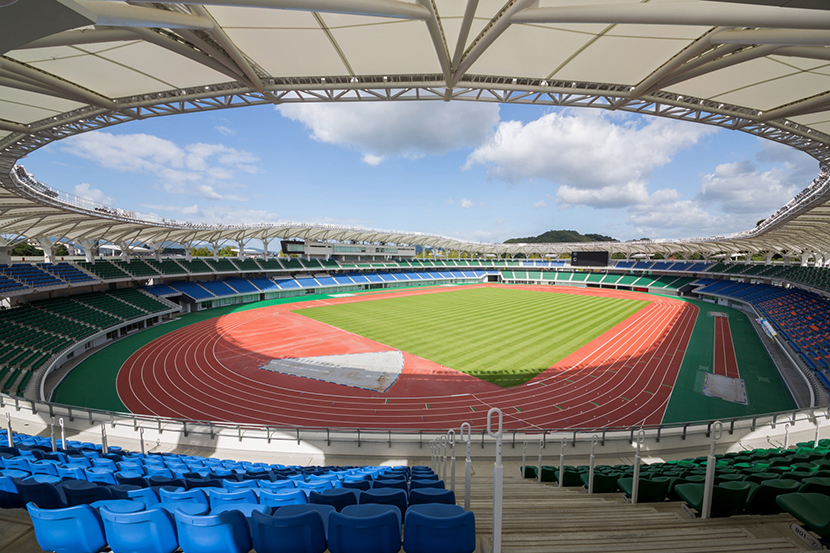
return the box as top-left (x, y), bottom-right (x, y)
top-left (111, 259), bottom-right (160, 279)
top-left (0, 264), bottom-right (62, 288)
top-left (231, 258), bottom-right (262, 272)
top-left (40, 263), bottom-right (95, 284)
top-left (146, 258), bottom-right (188, 276)
top-left (77, 260), bottom-right (131, 281)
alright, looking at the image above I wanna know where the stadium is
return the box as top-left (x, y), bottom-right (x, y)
top-left (2, 0), bottom-right (830, 551)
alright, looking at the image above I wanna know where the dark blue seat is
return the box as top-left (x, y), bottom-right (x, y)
top-left (410, 479), bottom-right (444, 490)
top-left (309, 488), bottom-right (359, 512)
top-left (223, 479), bottom-right (259, 491)
top-left (116, 472), bottom-right (149, 487)
top-left (14, 479), bottom-right (69, 510)
top-left (62, 480), bottom-right (114, 507)
top-left (259, 479), bottom-right (296, 491)
top-left (251, 504), bottom-right (333, 553)
top-left (0, 475), bottom-right (22, 509)
top-left (126, 487), bottom-right (161, 508)
top-left (360, 488), bottom-right (408, 519)
top-left (342, 480), bottom-right (371, 491)
top-left (27, 502), bottom-right (107, 553)
top-left (403, 504), bottom-right (476, 553)
top-left (329, 504), bottom-right (401, 553)
top-left (174, 508), bottom-right (253, 553)
top-left (185, 477), bottom-right (222, 489)
top-left (100, 504), bottom-right (179, 553)
top-left (408, 487), bottom-right (456, 507)
top-left (373, 479), bottom-right (408, 491)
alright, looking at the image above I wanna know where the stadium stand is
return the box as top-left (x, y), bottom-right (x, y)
top-left (40, 262), bottom-right (95, 284)
top-left (0, 264), bottom-right (63, 288)
top-left (174, 259), bottom-right (213, 275)
top-left (111, 259), bottom-right (160, 279)
top-left (223, 277), bottom-right (260, 294)
top-left (145, 258), bottom-right (188, 276)
top-left (230, 258), bottom-right (262, 272)
top-left (206, 258), bottom-right (238, 273)
top-left (77, 260), bottom-right (131, 281)
top-left (168, 282), bottom-right (215, 301)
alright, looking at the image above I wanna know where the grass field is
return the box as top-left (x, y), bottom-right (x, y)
top-left (295, 287), bottom-right (647, 387)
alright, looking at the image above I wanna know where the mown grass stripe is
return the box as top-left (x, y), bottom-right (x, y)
top-left (296, 287), bottom-right (646, 387)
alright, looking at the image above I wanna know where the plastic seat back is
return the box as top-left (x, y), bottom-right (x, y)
top-left (174, 509), bottom-right (253, 553)
top-left (328, 504), bottom-right (401, 553)
top-left (251, 506), bottom-right (328, 553)
top-left (15, 479), bottom-right (67, 510)
top-left (27, 502), bottom-right (107, 553)
top-left (359, 488), bottom-right (407, 519)
top-left (206, 487), bottom-right (257, 508)
top-left (309, 489), bottom-right (358, 512)
top-left (408, 488), bottom-right (455, 507)
top-left (403, 504), bottom-right (475, 553)
top-left (100, 505), bottom-right (178, 553)
top-left (63, 480), bottom-right (114, 507)
top-left (159, 487), bottom-right (208, 507)
top-left (260, 488), bottom-right (308, 508)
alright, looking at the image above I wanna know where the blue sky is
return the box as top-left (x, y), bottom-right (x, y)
top-left (22, 101), bottom-right (819, 245)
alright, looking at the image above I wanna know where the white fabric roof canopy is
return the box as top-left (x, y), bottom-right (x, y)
top-left (1, 0), bottom-right (830, 258)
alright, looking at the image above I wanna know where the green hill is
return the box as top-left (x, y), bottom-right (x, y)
top-left (504, 229), bottom-right (617, 244)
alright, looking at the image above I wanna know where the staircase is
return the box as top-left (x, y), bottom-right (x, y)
top-left (467, 475), bottom-right (810, 552)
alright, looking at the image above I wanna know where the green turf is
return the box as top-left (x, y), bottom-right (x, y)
top-left (661, 298), bottom-right (796, 424)
top-left (294, 287), bottom-right (647, 387)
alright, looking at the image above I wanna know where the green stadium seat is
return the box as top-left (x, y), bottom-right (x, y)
top-left (675, 481), bottom-right (752, 518)
top-left (776, 493), bottom-right (830, 538)
top-left (617, 477), bottom-right (669, 503)
top-left (745, 479), bottom-right (800, 514)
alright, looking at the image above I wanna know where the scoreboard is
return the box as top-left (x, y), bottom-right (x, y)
top-left (571, 251), bottom-right (609, 267)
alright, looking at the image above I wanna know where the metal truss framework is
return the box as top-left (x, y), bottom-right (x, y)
top-left (1, 76), bottom-right (830, 260)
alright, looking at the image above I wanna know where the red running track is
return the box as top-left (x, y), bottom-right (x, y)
top-left (117, 284), bottom-right (698, 430)
top-left (714, 316), bottom-right (740, 379)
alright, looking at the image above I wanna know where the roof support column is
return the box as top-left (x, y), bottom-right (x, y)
top-left (211, 242), bottom-right (219, 261)
top-left (79, 240), bottom-right (97, 263)
top-left (119, 243), bottom-right (129, 262)
top-left (237, 240), bottom-right (247, 261)
top-left (801, 252), bottom-right (811, 267)
top-left (0, 245), bottom-right (11, 266)
top-left (35, 237), bottom-right (54, 264)
top-left (183, 242), bottom-right (193, 262)
top-left (150, 242), bottom-right (163, 262)
top-left (765, 252), bottom-right (774, 265)
top-left (262, 239), bottom-right (270, 259)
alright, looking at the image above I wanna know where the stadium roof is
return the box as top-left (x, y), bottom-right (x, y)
top-left (2, 0), bottom-right (830, 258)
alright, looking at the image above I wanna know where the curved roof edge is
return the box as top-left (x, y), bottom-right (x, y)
top-left (5, 163), bottom-right (830, 259)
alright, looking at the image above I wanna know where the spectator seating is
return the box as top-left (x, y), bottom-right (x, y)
top-left (2, 429), bottom-right (467, 553)
top-left (111, 259), bottom-right (160, 279)
top-left (40, 262), bottom-right (95, 284)
top-left (77, 260), bottom-right (131, 281)
top-left (0, 264), bottom-right (62, 288)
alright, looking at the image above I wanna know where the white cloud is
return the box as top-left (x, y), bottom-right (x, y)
top-left (60, 131), bottom-right (259, 201)
top-left (277, 101), bottom-right (500, 165)
top-left (698, 160), bottom-right (800, 215)
top-left (466, 109), bottom-right (715, 208)
top-left (142, 203), bottom-right (279, 224)
top-left (446, 198), bottom-right (455, 205)
top-left (214, 125), bottom-right (235, 136)
top-left (73, 182), bottom-right (113, 205)
top-left (460, 199), bottom-right (473, 208)
top-left (362, 154), bottom-right (384, 166)
top-left (755, 139), bottom-right (818, 182)
top-left (533, 200), bottom-right (547, 209)
top-left (627, 188), bottom-right (729, 238)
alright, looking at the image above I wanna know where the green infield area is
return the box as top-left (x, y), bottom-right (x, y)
top-left (295, 287), bottom-right (647, 387)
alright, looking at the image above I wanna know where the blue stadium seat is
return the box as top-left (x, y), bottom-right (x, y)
top-left (402, 504), bottom-right (476, 553)
top-left (328, 504), bottom-right (401, 553)
top-left (309, 488), bottom-right (359, 512)
top-left (359, 488), bottom-right (408, 519)
top-left (408, 487), bottom-right (455, 507)
top-left (251, 504), bottom-right (333, 553)
top-left (174, 508), bottom-right (253, 553)
top-left (206, 487), bottom-right (257, 509)
top-left (27, 502), bottom-right (107, 553)
top-left (259, 488), bottom-right (308, 508)
top-left (100, 504), bottom-right (179, 553)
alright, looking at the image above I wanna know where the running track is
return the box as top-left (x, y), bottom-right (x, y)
top-left (117, 284), bottom-right (698, 430)
top-left (713, 316), bottom-right (740, 379)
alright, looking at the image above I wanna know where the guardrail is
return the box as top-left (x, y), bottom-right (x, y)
top-left (2, 392), bottom-right (828, 459)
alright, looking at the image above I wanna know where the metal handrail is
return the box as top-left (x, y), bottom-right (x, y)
top-left (3, 393), bottom-right (828, 449)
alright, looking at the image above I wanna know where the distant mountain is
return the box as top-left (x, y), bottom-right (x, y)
top-left (504, 230), bottom-right (618, 244)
